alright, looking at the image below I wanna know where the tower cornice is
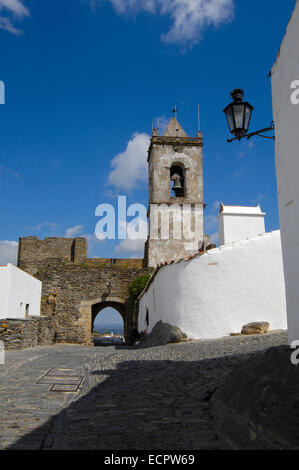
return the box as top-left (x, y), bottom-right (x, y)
top-left (147, 134), bottom-right (203, 161)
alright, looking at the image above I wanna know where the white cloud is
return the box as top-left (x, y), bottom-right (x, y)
top-left (257, 193), bottom-right (266, 202)
top-left (115, 216), bottom-right (147, 256)
top-left (213, 200), bottom-right (221, 211)
top-left (115, 238), bottom-right (145, 257)
top-left (108, 132), bottom-right (150, 191)
top-left (209, 231), bottom-right (218, 244)
top-left (100, 0), bottom-right (234, 46)
top-left (0, 165), bottom-right (21, 180)
top-left (0, 0), bottom-right (30, 34)
top-left (205, 212), bottom-right (219, 245)
top-left (82, 233), bottom-right (106, 255)
top-left (251, 193), bottom-right (266, 205)
top-left (65, 225), bottom-right (84, 238)
top-left (0, 0), bottom-right (28, 16)
top-left (205, 214), bottom-right (218, 232)
top-left (153, 115), bottom-right (170, 135)
top-left (32, 221), bottom-right (60, 232)
top-left (0, 240), bottom-right (18, 265)
top-left (232, 167), bottom-right (246, 179)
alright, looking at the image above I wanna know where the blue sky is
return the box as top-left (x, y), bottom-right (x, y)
top-left (0, 0), bottom-right (296, 266)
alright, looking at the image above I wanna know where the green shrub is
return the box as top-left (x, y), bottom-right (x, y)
top-left (128, 274), bottom-right (151, 299)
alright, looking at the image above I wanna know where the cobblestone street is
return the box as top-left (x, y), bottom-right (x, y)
top-left (0, 332), bottom-right (288, 450)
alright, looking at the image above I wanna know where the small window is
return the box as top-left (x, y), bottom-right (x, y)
top-left (145, 308), bottom-right (149, 327)
top-left (25, 304), bottom-right (30, 319)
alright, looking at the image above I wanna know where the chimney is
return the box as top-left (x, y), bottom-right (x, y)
top-left (218, 204), bottom-right (266, 246)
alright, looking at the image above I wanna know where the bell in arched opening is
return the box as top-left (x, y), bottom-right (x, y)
top-left (170, 165), bottom-right (185, 197)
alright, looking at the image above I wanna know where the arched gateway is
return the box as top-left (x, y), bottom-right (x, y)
top-left (80, 297), bottom-right (127, 345)
top-left (17, 236), bottom-right (152, 345)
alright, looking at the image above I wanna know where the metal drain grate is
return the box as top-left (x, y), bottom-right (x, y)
top-left (37, 368), bottom-right (87, 392)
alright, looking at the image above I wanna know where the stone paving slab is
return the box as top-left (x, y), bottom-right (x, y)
top-left (0, 331), bottom-right (288, 450)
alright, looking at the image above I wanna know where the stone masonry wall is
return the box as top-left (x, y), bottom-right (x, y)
top-left (18, 236), bottom-right (87, 275)
top-left (0, 316), bottom-right (56, 350)
top-left (17, 236), bottom-right (152, 346)
top-left (36, 259), bottom-right (152, 345)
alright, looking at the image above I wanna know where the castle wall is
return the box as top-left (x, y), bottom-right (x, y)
top-left (17, 236), bottom-right (150, 345)
top-left (18, 236), bottom-right (87, 275)
top-left (84, 258), bottom-right (143, 269)
top-left (139, 231), bottom-right (287, 339)
top-left (37, 260), bottom-right (151, 344)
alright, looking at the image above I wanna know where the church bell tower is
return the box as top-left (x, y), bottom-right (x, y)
top-left (144, 116), bottom-right (204, 268)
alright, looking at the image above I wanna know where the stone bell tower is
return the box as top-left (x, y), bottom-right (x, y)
top-left (144, 116), bottom-right (204, 268)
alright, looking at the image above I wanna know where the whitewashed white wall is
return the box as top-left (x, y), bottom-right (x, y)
top-left (0, 264), bottom-right (42, 320)
top-left (218, 206), bottom-right (266, 246)
top-left (271, 0), bottom-right (299, 343)
top-left (0, 266), bottom-right (10, 316)
top-left (139, 231), bottom-right (287, 339)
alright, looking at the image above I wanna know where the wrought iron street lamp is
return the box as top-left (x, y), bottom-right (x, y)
top-left (223, 89), bottom-right (275, 143)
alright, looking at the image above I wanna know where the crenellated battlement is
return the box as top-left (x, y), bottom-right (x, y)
top-left (18, 236), bottom-right (87, 275)
top-left (18, 236), bottom-right (144, 275)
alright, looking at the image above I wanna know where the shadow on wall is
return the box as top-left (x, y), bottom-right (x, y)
top-left (7, 348), bottom-right (284, 451)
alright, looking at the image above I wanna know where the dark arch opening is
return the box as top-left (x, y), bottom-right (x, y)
top-left (92, 302), bottom-right (125, 345)
top-left (170, 164), bottom-right (185, 197)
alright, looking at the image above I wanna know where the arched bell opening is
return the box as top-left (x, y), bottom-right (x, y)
top-left (170, 164), bottom-right (185, 198)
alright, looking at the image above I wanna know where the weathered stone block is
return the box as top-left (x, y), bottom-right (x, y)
top-left (141, 320), bottom-right (187, 347)
top-left (241, 322), bottom-right (270, 335)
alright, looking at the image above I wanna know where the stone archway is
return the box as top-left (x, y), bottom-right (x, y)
top-left (79, 296), bottom-right (128, 346)
top-left (91, 301), bottom-right (125, 335)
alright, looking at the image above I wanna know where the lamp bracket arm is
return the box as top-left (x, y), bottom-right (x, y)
top-left (227, 124), bottom-right (275, 143)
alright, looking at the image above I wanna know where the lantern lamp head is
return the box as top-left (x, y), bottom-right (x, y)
top-left (223, 89), bottom-right (254, 139)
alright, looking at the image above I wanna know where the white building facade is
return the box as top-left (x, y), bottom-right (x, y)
top-left (271, 0), bottom-right (299, 343)
top-left (0, 263), bottom-right (42, 320)
top-left (138, 208), bottom-right (287, 340)
top-left (218, 204), bottom-right (266, 246)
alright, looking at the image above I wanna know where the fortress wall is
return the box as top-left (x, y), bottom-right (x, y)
top-left (17, 236), bottom-right (149, 345)
top-left (18, 237), bottom-right (142, 273)
top-left (85, 258), bottom-right (143, 268)
top-left (18, 237), bottom-right (87, 275)
top-left (36, 259), bottom-right (151, 344)
top-left (72, 238), bottom-right (87, 263)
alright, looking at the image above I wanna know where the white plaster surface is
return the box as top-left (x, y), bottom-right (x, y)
top-left (218, 205), bottom-right (266, 246)
top-left (0, 264), bottom-right (42, 320)
top-left (271, 0), bottom-right (299, 343)
top-left (139, 231), bottom-right (287, 340)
